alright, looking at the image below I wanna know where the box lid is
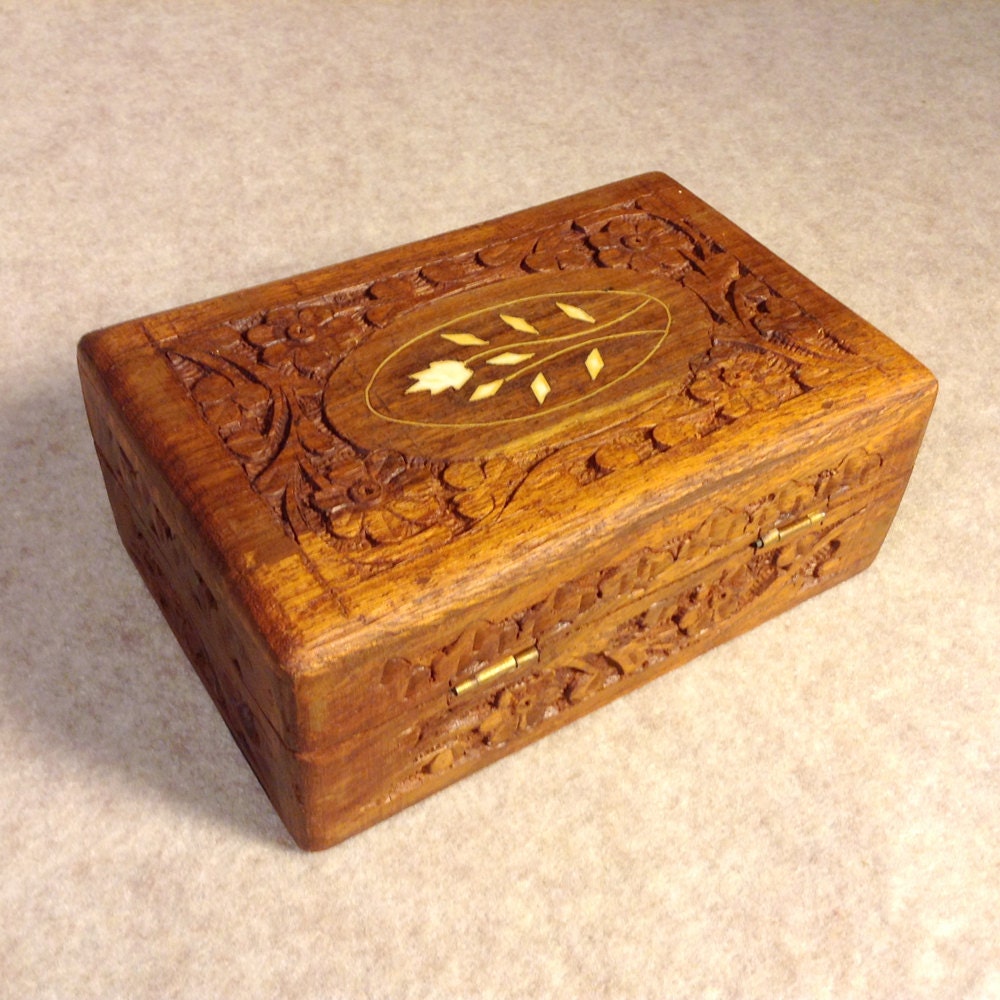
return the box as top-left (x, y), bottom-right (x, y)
top-left (79, 172), bottom-right (935, 754)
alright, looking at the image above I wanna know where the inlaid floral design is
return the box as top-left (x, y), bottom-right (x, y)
top-left (370, 288), bottom-right (671, 425)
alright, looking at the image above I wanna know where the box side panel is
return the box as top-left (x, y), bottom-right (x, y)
top-left (77, 321), bottom-right (363, 730)
top-left (299, 477), bottom-right (902, 849)
top-left (291, 380), bottom-right (935, 849)
top-left (90, 450), bottom-right (314, 842)
top-left (79, 342), bottom-right (321, 845)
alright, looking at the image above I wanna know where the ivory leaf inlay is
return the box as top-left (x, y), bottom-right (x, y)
top-left (469, 379), bottom-right (504, 402)
top-left (487, 352), bottom-right (535, 366)
top-left (530, 372), bottom-right (551, 405)
top-left (557, 301), bottom-right (596, 323)
top-left (499, 314), bottom-right (540, 335)
top-left (405, 360), bottom-right (474, 395)
top-left (441, 332), bottom-right (488, 346)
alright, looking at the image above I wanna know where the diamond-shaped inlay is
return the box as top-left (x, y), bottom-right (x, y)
top-left (530, 372), bottom-right (551, 405)
top-left (585, 348), bottom-right (604, 380)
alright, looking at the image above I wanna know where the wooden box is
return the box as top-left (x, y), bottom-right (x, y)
top-left (78, 173), bottom-right (936, 850)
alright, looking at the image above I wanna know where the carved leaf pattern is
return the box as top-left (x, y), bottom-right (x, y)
top-left (371, 447), bottom-right (881, 806)
top-left (164, 197), bottom-right (859, 572)
top-left (382, 459), bottom-right (865, 801)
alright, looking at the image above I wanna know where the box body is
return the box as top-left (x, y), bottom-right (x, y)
top-left (78, 173), bottom-right (936, 849)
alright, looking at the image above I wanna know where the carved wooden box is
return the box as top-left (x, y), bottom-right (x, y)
top-left (78, 173), bottom-right (936, 850)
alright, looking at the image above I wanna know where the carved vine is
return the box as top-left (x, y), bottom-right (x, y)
top-left (164, 196), bottom-right (857, 571)
top-left (378, 495), bottom-right (854, 804)
top-left (375, 446), bottom-right (883, 733)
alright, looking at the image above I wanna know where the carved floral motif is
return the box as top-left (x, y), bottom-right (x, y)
top-left (588, 214), bottom-right (691, 274)
top-left (687, 341), bottom-right (807, 419)
top-left (164, 196), bottom-right (858, 572)
top-left (378, 506), bottom-right (852, 805)
top-left (311, 449), bottom-right (445, 544)
top-left (375, 446), bottom-right (882, 720)
top-left (523, 224), bottom-right (593, 272)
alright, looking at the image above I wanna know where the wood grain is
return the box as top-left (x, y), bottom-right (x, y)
top-left (78, 173), bottom-right (937, 849)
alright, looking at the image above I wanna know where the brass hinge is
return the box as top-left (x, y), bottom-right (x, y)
top-left (754, 510), bottom-right (826, 550)
top-left (451, 645), bottom-right (539, 698)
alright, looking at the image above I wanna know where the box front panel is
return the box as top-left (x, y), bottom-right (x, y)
top-left (297, 387), bottom-right (933, 848)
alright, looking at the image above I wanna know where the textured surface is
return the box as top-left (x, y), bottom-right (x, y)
top-left (79, 170), bottom-right (934, 848)
top-left (1, 0), bottom-right (998, 996)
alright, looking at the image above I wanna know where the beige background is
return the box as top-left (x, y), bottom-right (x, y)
top-left (2, 2), bottom-right (998, 997)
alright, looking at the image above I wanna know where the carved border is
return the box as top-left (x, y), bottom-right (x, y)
top-left (163, 197), bottom-right (859, 576)
top-left (369, 446), bottom-right (883, 784)
top-left (376, 447), bottom-right (883, 732)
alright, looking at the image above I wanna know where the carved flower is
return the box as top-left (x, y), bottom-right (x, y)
top-left (707, 564), bottom-right (755, 623)
top-left (523, 227), bottom-right (594, 272)
top-left (592, 427), bottom-right (649, 475)
top-left (249, 306), bottom-right (358, 378)
top-left (420, 253), bottom-right (485, 287)
top-left (688, 351), bottom-right (795, 419)
top-left (478, 672), bottom-right (564, 747)
top-left (190, 372), bottom-right (270, 436)
top-left (589, 217), bottom-right (691, 273)
top-left (311, 449), bottom-right (444, 544)
top-left (365, 276), bottom-right (421, 328)
top-left (672, 565), bottom-right (753, 638)
top-left (673, 585), bottom-right (711, 638)
top-left (442, 457), bottom-right (520, 522)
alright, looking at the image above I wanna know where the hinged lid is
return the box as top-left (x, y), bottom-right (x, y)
top-left (79, 172), bottom-right (936, 755)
